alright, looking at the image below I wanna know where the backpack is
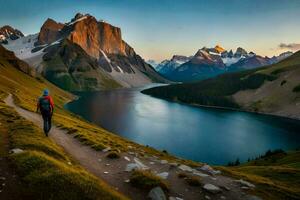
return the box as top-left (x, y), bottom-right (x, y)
top-left (39, 97), bottom-right (51, 112)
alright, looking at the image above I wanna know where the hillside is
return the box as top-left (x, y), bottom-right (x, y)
top-left (142, 50), bottom-right (300, 119)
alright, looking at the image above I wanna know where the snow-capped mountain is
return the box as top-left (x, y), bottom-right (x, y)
top-left (155, 45), bottom-right (293, 82)
top-left (0, 25), bottom-right (24, 44)
top-left (2, 13), bottom-right (167, 91)
top-left (146, 59), bottom-right (159, 68)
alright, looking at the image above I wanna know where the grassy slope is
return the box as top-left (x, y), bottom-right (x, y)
top-left (218, 150), bottom-right (300, 200)
top-left (0, 47), bottom-right (200, 199)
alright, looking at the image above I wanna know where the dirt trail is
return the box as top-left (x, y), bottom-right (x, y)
top-left (4, 94), bottom-right (262, 200)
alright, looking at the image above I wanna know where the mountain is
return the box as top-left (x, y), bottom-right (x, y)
top-left (155, 55), bottom-right (192, 80)
top-left (155, 45), bottom-right (291, 82)
top-left (142, 50), bottom-right (300, 119)
top-left (146, 59), bottom-right (159, 68)
top-left (0, 25), bottom-right (24, 44)
top-left (0, 44), bottom-right (34, 76)
top-left (2, 13), bottom-right (166, 91)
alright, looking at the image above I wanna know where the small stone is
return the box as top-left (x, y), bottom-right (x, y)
top-left (205, 195), bottom-right (211, 200)
top-left (193, 171), bottom-right (210, 177)
top-left (178, 164), bottom-right (193, 172)
top-left (127, 145), bottom-right (133, 149)
top-left (149, 162), bottom-right (155, 165)
top-left (124, 156), bottom-right (130, 161)
top-left (220, 185), bottom-right (230, 191)
top-left (105, 163), bottom-right (110, 166)
top-left (221, 196), bottom-right (226, 199)
top-left (125, 163), bottom-right (139, 172)
top-left (169, 197), bottom-right (183, 200)
top-left (210, 177), bottom-right (217, 181)
top-left (104, 171), bottom-right (109, 174)
top-left (241, 186), bottom-right (249, 190)
top-left (0, 190), bottom-right (2, 193)
top-left (10, 148), bottom-right (24, 154)
top-left (199, 164), bottom-right (221, 175)
top-left (234, 179), bottom-right (255, 188)
top-left (157, 172), bottom-right (169, 179)
top-left (102, 147), bottom-right (111, 152)
top-left (148, 187), bottom-right (166, 200)
top-left (203, 184), bottom-right (221, 194)
top-left (160, 160), bottom-right (168, 164)
top-left (0, 177), bottom-right (5, 180)
top-left (67, 162), bottom-right (72, 165)
top-left (98, 158), bottom-right (102, 162)
top-left (2, 183), bottom-right (5, 186)
top-left (169, 162), bottom-right (178, 167)
top-left (128, 151), bottom-right (135, 155)
top-left (124, 179), bottom-right (130, 183)
top-left (244, 195), bottom-right (263, 200)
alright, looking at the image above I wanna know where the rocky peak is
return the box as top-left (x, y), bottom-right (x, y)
top-left (214, 45), bottom-right (225, 53)
top-left (37, 18), bottom-right (64, 45)
top-left (234, 47), bottom-right (248, 58)
top-left (72, 13), bottom-right (85, 21)
top-left (0, 25), bottom-right (24, 43)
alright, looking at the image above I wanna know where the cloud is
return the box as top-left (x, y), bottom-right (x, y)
top-left (278, 43), bottom-right (300, 51)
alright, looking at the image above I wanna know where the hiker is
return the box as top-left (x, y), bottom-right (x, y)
top-left (36, 89), bottom-right (54, 136)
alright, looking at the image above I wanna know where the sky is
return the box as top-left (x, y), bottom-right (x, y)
top-left (0, 0), bottom-right (300, 61)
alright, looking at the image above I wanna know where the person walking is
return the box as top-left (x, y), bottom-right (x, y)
top-left (37, 89), bottom-right (54, 136)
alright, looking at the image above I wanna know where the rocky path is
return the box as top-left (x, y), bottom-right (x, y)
top-left (5, 94), bottom-right (262, 200)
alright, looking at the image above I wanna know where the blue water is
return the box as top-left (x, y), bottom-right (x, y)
top-left (65, 85), bottom-right (300, 165)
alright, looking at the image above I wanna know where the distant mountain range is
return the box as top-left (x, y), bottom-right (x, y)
top-left (1, 13), bottom-right (167, 91)
top-left (153, 45), bottom-right (293, 82)
top-left (142, 50), bottom-right (300, 119)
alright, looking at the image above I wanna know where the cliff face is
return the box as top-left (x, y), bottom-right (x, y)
top-left (34, 13), bottom-right (167, 90)
top-left (37, 18), bottom-right (64, 45)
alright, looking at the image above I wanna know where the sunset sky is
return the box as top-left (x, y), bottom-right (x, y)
top-left (0, 0), bottom-right (300, 61)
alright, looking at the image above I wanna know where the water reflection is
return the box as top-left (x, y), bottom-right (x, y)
top-left (66, 85), bottom-right (300, 165)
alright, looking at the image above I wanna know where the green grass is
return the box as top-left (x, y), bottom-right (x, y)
top-left (129, 170), bottom-right (169, 191)
top-left (219, 150), bottom-right (300, 200)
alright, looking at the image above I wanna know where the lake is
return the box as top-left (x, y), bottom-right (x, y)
top-left (65, 85), bottom-right (300, 165)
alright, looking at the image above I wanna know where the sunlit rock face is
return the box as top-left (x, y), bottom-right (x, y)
top-left (37, 18), bottom-right (64, 45)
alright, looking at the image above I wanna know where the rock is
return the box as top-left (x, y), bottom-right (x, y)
top-left (193, 171), bottom-right (210, 177)
top-left (104, 171), bottom-right (109, 174)
top-left (133, 157), bottom-right (149, 170)
top-left (199, 164), bottom-right (221, 175)
top-left (149, 162), bottom-right (155, 165)
top-left (178, 164), bottom-right (193, 172)
top-left (0, 177), bottom-right (5, 180)
top-left (160, 160), bottom-right (168, 164)
top-left (203, 184), bottom-right (222, 194)
top-left (10, 148), bottom-right (24, 154)
top-left (124, 156), bottom-right (130, 161)
top-left (210, 177), bottom-right (217, 181)
top-left (125, 163), bottom-right (139, 172)
top-left (205, 195), bottom-right (211, 199)
top-left (148, 187), bottom-right (166, 200)
top-left (234, 179), bottom-right (255, 188)
top-left (98, 158), bottom-right (102, 162)
top-left (221, 196), bottom-right (226, 199)
top-left (241, 186), bottom-right (249, 190)
top-left (102, 147), bottom-right (111, 152)
top-left (220, 185), bottom-right (230, 191)
top-left (244, 195), bottom-right (263, 200)
top-left (157, 172), bottom-right (169, 179)
top-left (169, 162), bottom-right (178, 167)
top-left (124, 179), bottom-right (130, 183)
top-left (169, 197), bottom-right (183, 200)
top-left (128, 152), bottom-right (135, 155)
top-left (105, 163), bottom-right (110, 166)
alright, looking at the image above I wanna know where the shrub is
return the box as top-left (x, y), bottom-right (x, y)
top-left (130, 170), bottom-right (168, 191)
top-left (280, 80), bottom-right (287, 86)
top-left (185, 176), bottom-right (202, 186)
top-left (177, 172), bottom-right (188, 178)
top-left (293, 84), bottom-right (300, 92)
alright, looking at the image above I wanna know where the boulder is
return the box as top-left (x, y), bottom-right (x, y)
top-left (157, 172), bottom-right (169, 179)
top-left (203, 183), bottom-right (222, 194)
top-left (234, 179), bottom-right (255, 188)
top-left (199, 164), bottom-right (221, 175)
top-left (178, 164), bottom-right (193, 172)
top-left (10, 148), bottom-right (24, 154)
top-left (193, 171), bottom-right (210, 177)
top-left (148, 187), bottom-right (166, 200)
